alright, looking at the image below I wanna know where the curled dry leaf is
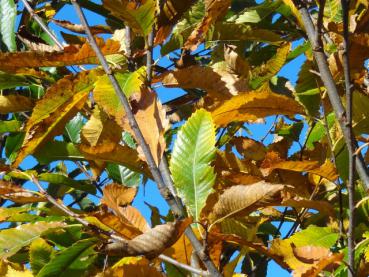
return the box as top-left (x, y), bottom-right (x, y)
top-left (0, 95), bottom-right (35, 114)
top-left (0, 38), bottom-right (121, 70)
top-left (184, 0), bottom-right (231, 51)
top-left (209, 181), bottom-right (287, 224)
top-left (104, 218), bottom-right (191, 259)
top-left (282, 198), bottom-right (336, 218)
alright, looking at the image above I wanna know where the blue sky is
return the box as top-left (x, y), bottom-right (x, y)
top-left (11, 1), bottom-right (311, 275)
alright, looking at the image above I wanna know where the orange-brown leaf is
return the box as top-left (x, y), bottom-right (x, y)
top-left (102, 183), bottom-right (137, 211)
top-left (0, 180), bottom-right (46, 203)
top-left (0, 95), bottom-right (35, 114)
top-left (0, 38), bottom-right (121, 70)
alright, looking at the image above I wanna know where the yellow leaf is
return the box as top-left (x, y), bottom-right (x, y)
top-left (211, 85), bottom-right (304, 127)
top-left (13, 71), bottom-right (97, 167)
top-left (102, 183), bottom-right (137, 212)
top-left (0, 95), bottom-right (34, 114)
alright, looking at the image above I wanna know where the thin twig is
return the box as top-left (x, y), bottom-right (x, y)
top-left (70, 2), bottom-right (222, 276)
top-left (30, 174), bottom-right (209, 276)
top-left (19, 0), bottom-right (63, 50)
top-left (315, 0), bottom-right (326, 48)
top-left (341, 0), bottom-right (356, 274)
top-left (292, 0), bottom-right (369, 190)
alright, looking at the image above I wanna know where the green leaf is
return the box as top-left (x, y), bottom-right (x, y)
top-left (235, 0), bottom-right (282, 23)
top-left (36, 238), bottom-right (97, 277)
top-left (0, 120), bottom-right (21, 133)
top-left (34, 141), bottom-right (85, 164)
top-left (64, 113), bottom-right (84, 144)
top-left (103, 0), bottom-right (155, 35)
top-left (170, 109), bottom-right (216, 221)
top-left (106, 163), bottom-right (140, 187)
top-left (30, 238), bottom-right (54, 275)
top-left (0, 222), bottom-right (65, 259)
top-left (287, 225), bottom-right (339, 248)
top-left (0, 0), bottom-right (16, 52)
top-left (294, 61), bottom-right (321, 117)
top-left (306, 112), bottom-right (335, 150)
top-left (250, 42), bottom-right (291, 89)
top-left (38, 173), bottom-right (96, 194)
top-left (0, 71), bottom-right (33, 89)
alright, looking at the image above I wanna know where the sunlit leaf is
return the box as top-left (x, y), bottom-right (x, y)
top-left (37, 238), bottom-right (97, 277)
top-left (170, 109), bottom-right (216, 221)
top-left (0, 95), bottom-right (35, 114)
top-left (103, 0), bottom-right (156, 35)
top-left (0, 222), bottom-right (65, 258)
top-left (211, 84), bottom-right (303, 126)
top-left (0, 0), bottom-right (16, 51)
top-left (30, 238), bottom-right (54, 275)
top-left (13, 71), bottom-right (97, 167)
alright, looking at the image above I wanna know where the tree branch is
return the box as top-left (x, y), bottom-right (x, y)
top-left (341, 0), bottom-right (356, 274)
top-left (70, 2), bottom-right (222, 276)
top-left (292, 0), bottom-right (369, 189)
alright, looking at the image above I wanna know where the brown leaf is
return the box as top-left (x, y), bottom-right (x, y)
top-left (0, 95), bottom-right (35, 114)
top-left (52, 19), bottom-right (112, 35)
top-left (105, 219), bottom-right (191, 259)
top-left (211, 85), bottom-right (304, 127)
top-left (102, 184), bottom-right (137, 211)
top-left (209, 181), bottom-right (287, 224)
top-left (118, 205), bottom-right (151, 233)
top-left (0, 38), bottom-right (121, 70)
top-left (282, 199), bottom-right (335, 218)
top-left (232, 137), bottom-right (266, 161)
top-left (121, 88), bottom-right (168, 166)
top-left (291, 244), bottom-right (331, 264)
top-left (78, 140), bottom-right (149, 175)
top-left (224, 45), bottom-right (250, 79)
top-left (161, 65), bottom-right (249, 101)
top-left (293, 253), bottom-right (343, 277)
top-left (90, 208), bottom-right (143, 239)
top-left (184, 0), bottom-right (231, 51)
top-left (261, 159), bottom-right (338, 182)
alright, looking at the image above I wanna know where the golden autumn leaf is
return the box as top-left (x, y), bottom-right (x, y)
top-left (104, 218), bottom-right (191, 259)
top-left (0, 38), bottom-right (121, 70)
top-left (89, 208), bottom-right (143, 239)
top-left (0, 95), bottom-right (34, 114)
top-left (51, 19), bottom-right (112, 35)
top-left (81, 106), bottom-right (121, 147)
top-left (293, 253), bottom-right (343, 277)
top-left (184, 0), bottom-right (231, 51)
top-left (261, 158), bottom-right (338, 182)
top-left (96, 257), bottom-right (163, 277)
top-left (281, 198), bottom-right (336, 218)
top-left (291, 244), bottom-right (331, 264)
top-left (118, 205), bottom-right (151, 234)
top-left (13, 71), bottom-right (97, 168)
top-left (209, 181), bottom-right (288, 224)
top-left (121, 88), bottom-right (168, 166)
top-left (102, 183), bottom-right (137, 211)
top-left (78, 140), bottom-right (149, 175)
top-left (211, 85), bottom-right (304, 127)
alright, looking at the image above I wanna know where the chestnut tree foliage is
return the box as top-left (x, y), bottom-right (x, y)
top-left (0, 0), bottom-right (369, 276)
